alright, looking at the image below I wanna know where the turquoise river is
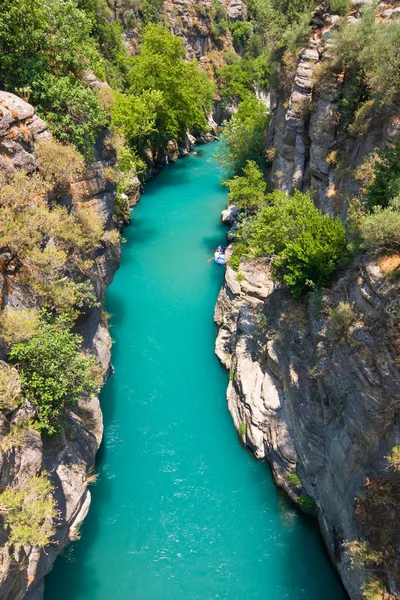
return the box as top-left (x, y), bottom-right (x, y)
top-left (45, 143), bottom-right (347, 600)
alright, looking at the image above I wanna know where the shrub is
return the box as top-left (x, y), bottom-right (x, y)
top-left (240, 190), bottom-right (347, 295)
top-left (288, 472), bottom-right (301, 487)
top-left (223, 161), bottom-right (267, 215)
top-left (0, 308), bottom-right (40, 346)
top-left (35, 139), bottom-right (84, 193)
top-left (0, 474), bottom-right (57, 548)
top-left (348, 99), bottom-right (374, 137)
top-left (0, 364), bottom-right (21, 411)
top-left (329, 0), bottom-right (350, 15)
top-left (297, 495), bottom-right (316, 514)
top-left (360, 197), bottom-right (400, 251)
top-left (8, 314), bottom-right (102, 435)
top-left (327, 301), bottom-right (356, 341)
top-left (228, 242), bottom-right (248, 270)
top-left (216, 96), bottom-right (270, 174)
top-left (366, 143), bottom-right (400, 209)
top-left (239, 421), bottom-right (247, 436)
top-left (35, 74), bottom-right (108, 161)
top-left (332, 4), bottom-right (400, 107)
top-left (387, 446), bottom-right (400, 472)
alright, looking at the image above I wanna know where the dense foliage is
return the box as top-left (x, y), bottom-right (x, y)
top-left (223, 160), bottom-right (266, 215)
top-left (0, 474), bottom-right (57, 548)
top-left (216, 96), bottom-right (269, 174)
top-left (113, 25), bottom-right (214, 149)
top-left (234, 191), bottom-right (347, 295)
top-left (9, 314), bottom-right (101, 435)
top-left (332, 5), bottom-right (400, 108)
top-left (0, 0), bottom-right (108, 159)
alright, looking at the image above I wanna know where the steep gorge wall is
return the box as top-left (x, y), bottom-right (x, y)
top-left (0, 92), bottom-right (120, 600)
top-left (267, 1), bottom-right (400, 216)
top-left (215, 5), bottom-right (400, 599)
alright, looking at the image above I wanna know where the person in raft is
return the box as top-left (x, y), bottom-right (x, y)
top-left (214, 245), bottom-right (227, 265)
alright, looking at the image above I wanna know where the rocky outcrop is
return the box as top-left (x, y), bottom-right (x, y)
top-left (0, 92), bottom-right (121, 600)
top-left (215, 233), bottom-right (400, 598)
top-left (163, 0), bottom-right (246, 61)
top-left (267, 5), bottom-right (400, 217)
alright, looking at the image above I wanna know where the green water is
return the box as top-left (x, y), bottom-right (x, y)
top-left (45, 143), bottom-right (346, 600)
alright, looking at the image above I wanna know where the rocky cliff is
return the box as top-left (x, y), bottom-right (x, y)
top-left (267, 1), bottom-right (400, 217)
top-left (0, 92), bottom-right (121, 600)
top-left (215, 5), bottom-right (400, 599)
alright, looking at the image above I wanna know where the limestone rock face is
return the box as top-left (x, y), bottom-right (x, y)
top-left (267, 4), bottom-right (400, 217)
top-left (215, 249), bottom-right (400, 599)
top-left (0, 94), bottom-right (121, 600)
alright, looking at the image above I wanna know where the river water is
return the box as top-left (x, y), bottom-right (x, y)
top-left (45, 143), bottom-right (346, 600)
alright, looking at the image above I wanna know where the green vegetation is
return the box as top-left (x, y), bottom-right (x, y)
top-left (113, 24), bottom-right (214, 152)
top-left (0, 474), bottom-right (57, 548)
top-left (288, 472), bottom-right (301, 487)
top-left (0, 0), bottom-right (109, 159)
top-left (239, 421), bottom-right (247, 436)
top-left (223, 161), bottom-right (266, 215)
top-left (237, 191), bottom-right (347, 296)
top-left (297, 495), bottom-right (316, 514)
top-left (332, 4), bottom-right (400, 109)
top-left (216, 96), bottom-right (270, 174)
top-left (9, 314), bottom-right (101, 435)
top-left (327, 302), bottom-right (356, 341)
top-left (365, 143), bottom-right (400, 209)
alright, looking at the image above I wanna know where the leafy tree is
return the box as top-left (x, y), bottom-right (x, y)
top-left (239, 190), bottom-right (347, 295)
top-left (9, 314), bottom-right (101, 435)
top-left (223, 160), bottom-right (266, 214)
top-left (35, 74), bottom-right (108, 160)
top-left (366, 143), bottom-right (400, 209)
top-left (332, 4), bottom-right (400, 107)
top-left (216, 96), bottom-right (270, 174)
top-left (219, 55), bottom-right (271, 103)
top-left (0, 475), bottom-right (57, 548)
top-left (111, 89), bottom-right (163, 148)
top-left (125, 25), bottom-right (214, 146)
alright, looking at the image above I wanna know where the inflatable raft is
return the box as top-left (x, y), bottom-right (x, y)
top-left (214, 245), bottom-right (227, 265)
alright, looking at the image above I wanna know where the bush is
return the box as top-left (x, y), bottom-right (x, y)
top-left (223, 160), bottom-right (267, 215)
top-left (35, 139), bottom-right (84, 193)
top-left (288, 472), bottom-right (302, 487)
top-left (360, 197), bottom-right (400, 251)
top-left (8, 314), bottom-right (102, 435)
top-left (35, 75), bottom-right (108, 161)
top-left (215, 96), bottom-right (270, 174)
top-left (297, 495), bottom-right (316, 514)
top-left (0, 474), bottom-right (57, 548)
top-left (332, 4), bottom-right (400, 107)
top-left (366, 143), bottom-right (400, 209)
top-left (239, 190), bottom-right (347, 295)
top-left (0, 364), bottom-right (21, 411)
top-left (327, 301), bottom-right (356, 340)
top-left (218, 54), bottom-right (271, 103)
top-left (0, 308), bottom-right (40, 346)
top-left (329, 0), bottom-right (350, 15)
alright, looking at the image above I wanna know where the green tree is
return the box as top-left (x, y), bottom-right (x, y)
top-left (223, 160), bottom-right (266, 214)
top-left (9, 314), bottom-right (101, 436)
top-left (240, 190), bottom-right (347, 295)
top-left (216, 96), bottom-right (270, 174)
top-left (125, 25), bottom-right (214, 146)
